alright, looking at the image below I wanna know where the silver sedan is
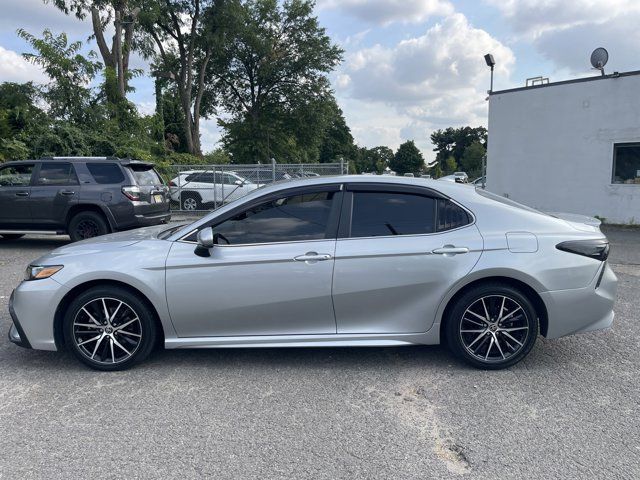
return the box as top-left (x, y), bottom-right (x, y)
top-left (8, 176), bottom-right (617, 370)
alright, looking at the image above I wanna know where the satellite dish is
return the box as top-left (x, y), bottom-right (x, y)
top-left (590, 47), bottom-right (609, 75)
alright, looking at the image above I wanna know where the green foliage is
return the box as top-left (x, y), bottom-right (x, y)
top-left (390, 141), bottom-right (425, 175)
top-left (354, 146), bottom-right (393, 174)
top-left (459, 141), bottom-right (485, 178)
top-left (214, 0), bottom-right (344, 163)
top-left (430, 126), bottom-right (487, 170)
top-left (18, 29), bottom-right (101, 123)
top-left (444, 156), bottom-right (458, 174)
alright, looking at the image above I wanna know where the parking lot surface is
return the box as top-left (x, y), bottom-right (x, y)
top-left (1, 226), bottom-right (639, 479)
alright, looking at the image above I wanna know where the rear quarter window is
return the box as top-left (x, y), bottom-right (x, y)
top-left (87, 163), bottom-right (125, 184)
top-left (437, 199), bottom-right (472, 231)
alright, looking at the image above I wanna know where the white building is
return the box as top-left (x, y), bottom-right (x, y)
top-left (487, 71), bottom-right (640, 224)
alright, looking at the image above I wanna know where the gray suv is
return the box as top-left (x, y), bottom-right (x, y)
top-left (0, 157), bottom-right (170, 241)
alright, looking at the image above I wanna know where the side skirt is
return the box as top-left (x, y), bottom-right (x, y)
top-left (165, 330), bottom-right (441, 349)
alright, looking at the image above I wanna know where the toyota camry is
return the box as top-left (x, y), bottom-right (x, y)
top-left (8, 176), bottom-right (617, 370)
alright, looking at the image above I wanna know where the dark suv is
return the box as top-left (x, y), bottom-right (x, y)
top-left (0, 157), bottom-right (171, 241)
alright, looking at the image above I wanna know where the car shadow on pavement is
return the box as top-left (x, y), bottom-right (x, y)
top-left (0, 237), bottom-right (70, 251)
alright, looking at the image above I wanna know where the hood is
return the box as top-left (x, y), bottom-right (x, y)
top-left (45, 225), bottom-right (169, 258)
top-left (547, 211), bottom-right (602, 233)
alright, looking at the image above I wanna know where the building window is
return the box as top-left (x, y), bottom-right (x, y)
top-left (613, 143), bottom-right (640, 184)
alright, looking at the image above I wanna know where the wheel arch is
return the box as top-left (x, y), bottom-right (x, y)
top-left (53, 279), bottom-right (166, 350)
top-left (65, 203), bottom-right (115, 232)
top-left (437, 274), bottom-right (549, 343)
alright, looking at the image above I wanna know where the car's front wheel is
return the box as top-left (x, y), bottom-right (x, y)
top-left (63, 286), bottom-right (157, 371)
top-left (445, 283), bottom-right (538, 369)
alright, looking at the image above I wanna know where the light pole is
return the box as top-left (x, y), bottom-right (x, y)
top-left (484, 53), bottom-right (495, 92)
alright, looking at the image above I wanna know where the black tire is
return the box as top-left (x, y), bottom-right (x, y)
top-left (68, 211), bottom-right (109, 242)
top-left (181, 192), bottom-right (202, 211)
top-left (0, 234), bottom-right (25, 240)
top-left (63, 286), bottom-right (157, 371)
top-left (445, 283), bottom-right (538, 370)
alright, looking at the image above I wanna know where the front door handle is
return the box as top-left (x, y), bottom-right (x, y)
top-left (60, 190), bottom-right (75, 196)
top-left (432, 245), bottom-right (469, 255)
top-left (15, 191), bottom-right (29, 197)
top-left (294, 252), bottom-right (333, 262)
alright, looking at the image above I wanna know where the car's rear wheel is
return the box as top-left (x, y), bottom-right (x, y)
top-left (68, 211), bottom-right (109, 242)
top-left (0, 234), bottom-right (24, 240)
top-left (445, 283), bottom-right (538, 369)
top-left (181, 192), bottom-right (202, 211)
top-left (63, 286), bottom-right (157, 371)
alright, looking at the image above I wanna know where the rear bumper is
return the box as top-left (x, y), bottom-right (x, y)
top-left (114, 206), bottom-right (171, 230)
top-left (542, 263), bottom-right (617, 339)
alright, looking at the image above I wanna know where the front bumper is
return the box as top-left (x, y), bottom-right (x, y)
top-left (541, 262), bottom-right (618, 339)
top-left (8, 290), bottom-right (31, 348)
top-left (7, 278), bottom-right (67, 351)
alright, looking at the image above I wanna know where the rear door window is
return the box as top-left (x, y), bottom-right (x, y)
top-left (350, 192), bottom-right (436, 238)
top-left (87, 163), bottom-right (125, 184)
top-left (35, 162), bottom-right (78, 186)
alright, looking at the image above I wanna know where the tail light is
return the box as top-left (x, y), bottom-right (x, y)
top-left (556, 239), bottom-right (609, 261)
top-left (169, 181), bottom-right (177, 187)
top-left (122, 186), bottom-right (141, 201)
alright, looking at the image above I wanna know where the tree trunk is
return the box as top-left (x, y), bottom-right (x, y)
top-left (114, 10), bottom-right (126, 100)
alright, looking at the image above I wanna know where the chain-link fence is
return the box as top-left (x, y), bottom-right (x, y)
top-left (166, 161), bottom-right (349, 211)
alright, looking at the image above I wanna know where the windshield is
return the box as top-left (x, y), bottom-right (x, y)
top-left (158, 223), bottom-right (189, 240)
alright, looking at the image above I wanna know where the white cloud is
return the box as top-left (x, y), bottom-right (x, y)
top-left (486, 0), bottom-right (640, 75)
top-left (0, 46), bottom-right (47, 83)
top-left (485, 0), bottom-right (640, 38)
top-left (0, 0), bottom-right (91, 37)
top-left (335, 13), bottom-right (514, 151)
top-left (317, 0), bottom-right (454, 25)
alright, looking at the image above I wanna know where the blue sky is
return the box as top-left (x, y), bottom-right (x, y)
top-left (2, 0), bottom-right (639, 160)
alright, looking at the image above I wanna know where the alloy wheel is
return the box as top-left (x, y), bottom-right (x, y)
top-left (75, 219), bottom-right (100, 239)
top-left (459, 295), bottom-right (531, 363)
top-left (72, 297), bottom-right (142, 365)
top-left (182, 197), bottom-right (197, 211)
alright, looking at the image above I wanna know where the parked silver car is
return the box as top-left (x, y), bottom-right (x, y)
top-left (9, 176), bottom-right (617, 370)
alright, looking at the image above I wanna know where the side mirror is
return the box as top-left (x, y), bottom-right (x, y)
top-left (234, 179), bottom-right (244, 186)
top-left (195, 228), bottom-right (214, 257)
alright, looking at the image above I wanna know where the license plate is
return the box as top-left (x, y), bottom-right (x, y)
top-left (153, 194), bottom-right (164, 203)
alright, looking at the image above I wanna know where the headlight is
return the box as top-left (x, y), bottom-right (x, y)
top-left (24, 265), bottom-right (64, 281)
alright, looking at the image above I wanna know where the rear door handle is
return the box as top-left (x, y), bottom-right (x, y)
top-left (294, 252), bottom-right (333, 262)
top-left (15, 191), bottom-right (29, 197)
top-left (60, 190), bottom-right (75, 196)
top-left (432, 246), bottom-right (469, 255)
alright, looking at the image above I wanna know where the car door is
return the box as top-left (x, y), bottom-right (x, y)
top-left (165, 185), bottom-right (343, 337)
top-left (332, 183), bottom-right (483, 334)
top-left (29, 162), bottom-right (80, 227)
top-left (0, 163), bottom-right (35, 226)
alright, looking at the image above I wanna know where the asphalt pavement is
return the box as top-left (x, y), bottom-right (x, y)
top-left (0, 226), bottom-right (638, 479)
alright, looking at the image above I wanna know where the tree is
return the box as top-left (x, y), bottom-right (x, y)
top-left (390, 140), bottom-right (424, 175)
top-left (47, 0), bottom-right (143, 103)
top-left (460, 141), bottom-right (485, 178)
top-left (139, 0), bottom-right (226, 156)
top-left (354, 146), bottom-right (393, 174)
top-left (430, 126), bottom-right (487, 170)
top-left (212, 0), bottom-right (343, 162)
top-left (444, 155), bottom-right (457, 174)
top-left (318, 101), bottom-right (355, 163)
top-left (18, 29), bottom-right (102, 123)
